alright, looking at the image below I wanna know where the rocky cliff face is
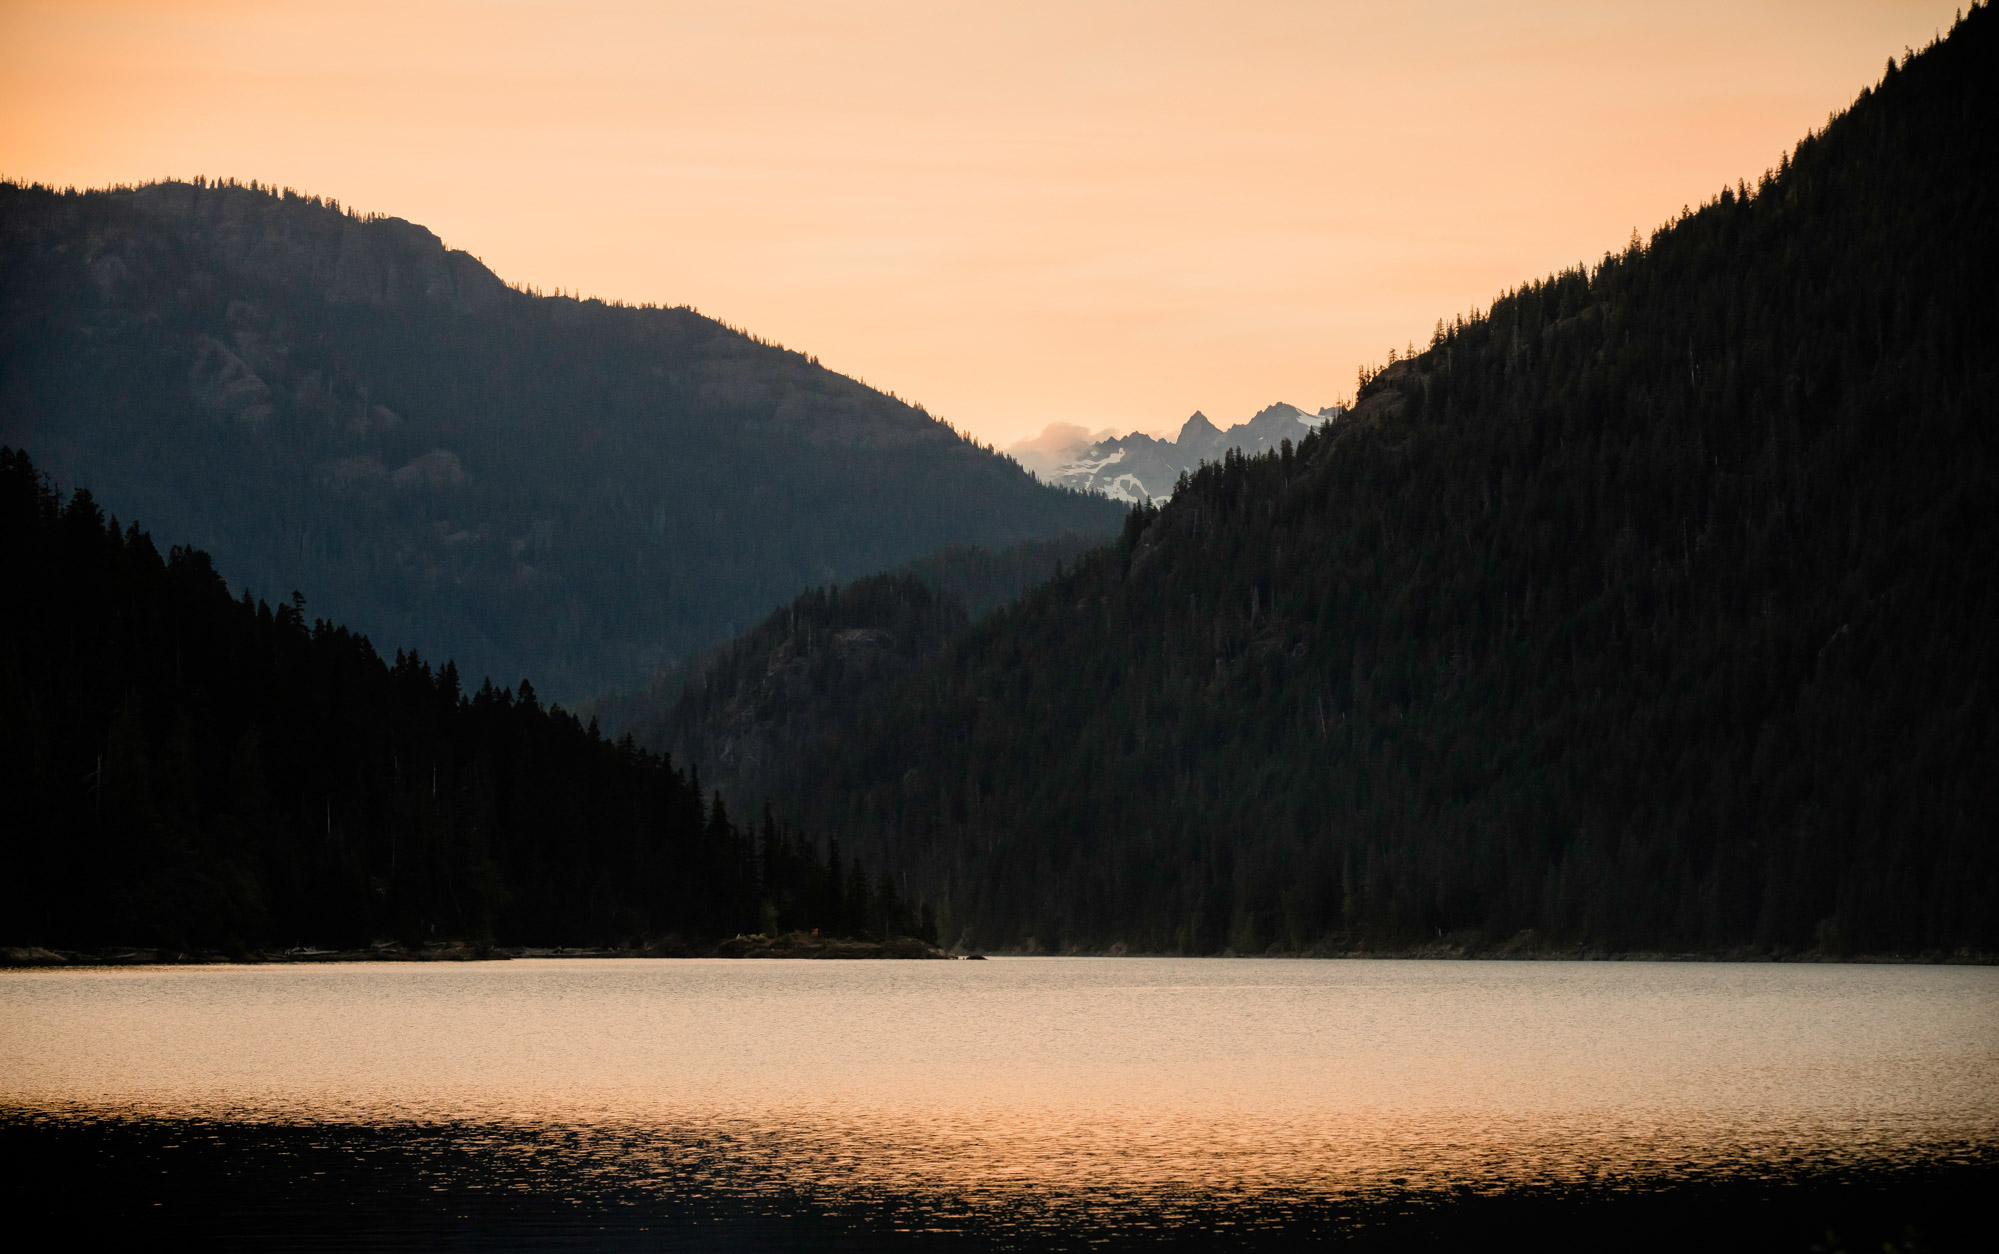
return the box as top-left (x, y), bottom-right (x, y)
top-left (127, 181), bottom-right (516, 313)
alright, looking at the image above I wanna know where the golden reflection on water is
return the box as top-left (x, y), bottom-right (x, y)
top-left (3, 959), bottom-right (1995, 1223)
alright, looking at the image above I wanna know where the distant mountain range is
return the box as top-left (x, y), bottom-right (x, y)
top-left (1015, 403), bottom-right (1345, 503)
top-left (0, 181), bottom-right (1122, 701)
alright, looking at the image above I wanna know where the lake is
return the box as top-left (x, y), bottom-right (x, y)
top-left (2, 958), bottom-right (1994, 1250)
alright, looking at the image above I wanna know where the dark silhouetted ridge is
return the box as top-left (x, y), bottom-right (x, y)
top-left (0, 447), bottom-right (931, 951)
top-left (0, 179), bottom-right (1122, 701)
top-left (769, 11), bottom-right (1998, 956)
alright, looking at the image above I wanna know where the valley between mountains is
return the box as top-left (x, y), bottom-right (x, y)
top-left (3, 10), bottom-right (1994, 960)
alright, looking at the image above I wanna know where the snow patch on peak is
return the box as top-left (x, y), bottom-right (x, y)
top-left (1011, 400), bottom-right (1347, 504)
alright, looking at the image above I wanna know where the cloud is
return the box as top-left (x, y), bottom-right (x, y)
top-left (1006, 422), bottom-right (1116, 477)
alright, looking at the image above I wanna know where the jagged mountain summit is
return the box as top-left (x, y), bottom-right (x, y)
top-left (0, 180), bottom-right (1123, 700)
top-left (1022, 402), bottom-right (1345, 502)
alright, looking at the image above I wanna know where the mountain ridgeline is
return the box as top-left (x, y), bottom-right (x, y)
top-left (0, 181), bottom-right (1122, 702)
top-left (0, 448), bottom-right (930, 951)
top-left (760, 17), bottom-right (1998, 955)
top-left (1031, 402), bottom-right (1346, 504)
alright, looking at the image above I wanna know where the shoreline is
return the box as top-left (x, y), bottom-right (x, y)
top-left (4, 940), bottom-right (1992, 968)
top-left (0, 934), bottom-right (954, 967)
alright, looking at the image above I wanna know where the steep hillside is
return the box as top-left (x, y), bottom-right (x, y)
top-left (778, 14), bottom-right (1998, 955)
top-left (632, 574), bottom-right (969, 806)
top-left (0, 446), bottom-right (948, 950)
top-left (0, 182), bottom-right (1122, 700)
top-left (595, 531), bottom-right (1103, 807)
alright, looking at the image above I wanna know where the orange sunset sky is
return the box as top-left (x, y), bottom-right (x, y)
top-left (0, 0), bottom-right (1963, 448)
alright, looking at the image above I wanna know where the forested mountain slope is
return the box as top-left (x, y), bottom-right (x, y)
top-left (594, 530), bottom-right (1105, 805)
top-left (780, 14), bottom-right (1998, 955)
top-left (0, 182), bottom-right (1121, 700)
top-left (0, 447), bottom-right (926, 950)
top-left (615, 574), bottom-right (970, 817)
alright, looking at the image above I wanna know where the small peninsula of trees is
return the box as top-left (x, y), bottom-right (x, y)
top-left (0, 448), bottom-right (931, 952)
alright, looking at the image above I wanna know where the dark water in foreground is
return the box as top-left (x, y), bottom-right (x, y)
top-left (3, 959), bottom-right (1994, 1249)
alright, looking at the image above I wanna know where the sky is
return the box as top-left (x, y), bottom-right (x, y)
top-left (0, 0), bottom-right (1963, 448)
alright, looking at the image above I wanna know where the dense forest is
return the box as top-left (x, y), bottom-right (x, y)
top-left (617, 574), bottom-right (971, 814)
top-left (766, 14), bottom-right (1998, 955)
top-left (592, 530), bottom-right (1106, 803)
top-left (0, 448), bottom-right (930, 951)
top-left (0, 181), bottom-right (1120, 702)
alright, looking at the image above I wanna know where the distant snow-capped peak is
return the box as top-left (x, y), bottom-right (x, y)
top-left (1009, 402), bottom-right (1344, 504)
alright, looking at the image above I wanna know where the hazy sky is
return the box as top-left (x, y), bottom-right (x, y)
top-left (1, 1), bottom-right (1961, 446)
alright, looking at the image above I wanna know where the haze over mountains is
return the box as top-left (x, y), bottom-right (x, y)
top-left (1011, 402), bottom-right (1346, 503)
top-left (0, 182), bottom-right (1122, 701)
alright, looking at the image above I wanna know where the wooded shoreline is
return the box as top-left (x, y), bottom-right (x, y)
top-left (0, 934), bottom-right (953, 965)
top-left (5, 940), bottom-right (1990, 967)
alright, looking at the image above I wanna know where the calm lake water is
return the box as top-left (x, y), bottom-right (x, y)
top-left (3, 958), bottom-right (1995, 1249)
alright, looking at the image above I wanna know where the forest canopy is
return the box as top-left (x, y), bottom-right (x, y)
top-left (0, 447), bottom-right (928, 951)
top-left (754, 10), bottom-right (1997, 957)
